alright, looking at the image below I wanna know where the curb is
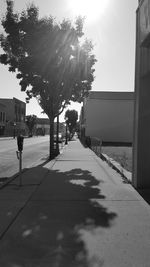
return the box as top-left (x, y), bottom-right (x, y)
top-left (0, 143), bottom-right (67, 190)
top-left (0, 137), bottom-right (13, 141)
top-left (0, 169), bottom-right (27, 190)
top-left (100, 152), bottom-right (132, 184)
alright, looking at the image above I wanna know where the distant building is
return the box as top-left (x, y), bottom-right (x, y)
top-left (36, 118), bottom-right (50, 135)
top-left (0, 103), bottom-right (6, 136)
top-left (35, 117), bottom-right (66, 136)
top-left (80, 91), bottom-right (134, 143)
top-left (0, 97), bottom-right (26, 136)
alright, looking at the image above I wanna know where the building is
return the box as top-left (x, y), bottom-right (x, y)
top-left (36, 118), bottom-right (50, 135)
top-left (35, 118), bottom-right (66, 136)
top-left (80, 91), bottom-right (134, 143)
top-left (133, 0), bottom-right (150, 188)
top-left (0, 103), bottom-right (6, 136)
top-left (0, 97), bottom-right (26, 136)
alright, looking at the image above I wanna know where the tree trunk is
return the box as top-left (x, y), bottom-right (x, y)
top-left (56, 115), bottom-right (60, 155)
top-left (49, 117), bottom-right (55, 160)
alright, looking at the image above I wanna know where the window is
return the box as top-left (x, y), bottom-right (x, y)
top-left (0, 112), bottom-right (2, 122)
top-left (0, 112), bottom-right (6, 123)
top-left (3, 112), bottom-right (5, 122)
top-left (15, 105), bottom-right (17, 114)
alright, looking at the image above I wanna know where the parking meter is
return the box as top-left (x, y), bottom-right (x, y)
top-left (16, 134), bottom-right (24, 186)
top-left (17, 135), bottom-right (24, 152)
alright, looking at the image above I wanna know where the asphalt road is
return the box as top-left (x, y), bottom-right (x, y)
top-left (0, 136), bottom-right (50, 179)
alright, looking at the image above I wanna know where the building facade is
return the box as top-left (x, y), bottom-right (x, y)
top-left (0, 103), bottom-right (6, 136)
top-left (80, 91), bottom-right (134, 143)
top-left (133, 0), bottom-right (150, 188)
top-left (35, 118), bottom-right (65, 136)
top-left (0, 97), bottom-right (26, 136)
top-left (36, 118), bottom-right (50, 135)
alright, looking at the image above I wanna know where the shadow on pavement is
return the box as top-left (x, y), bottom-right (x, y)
top-left (0, 165), bottom-right (117, 267)
top-left (0, 157), bottom-right (51, 189)
top-left (137, 189), bottom-right (150, 205)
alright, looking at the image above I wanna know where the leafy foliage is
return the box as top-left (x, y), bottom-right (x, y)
top-left (65, 109), bottom-right (78, 137)
top-left (25, 115), bottom-right (37, 136)
top-left (0, 1), bottom-right (97, 158)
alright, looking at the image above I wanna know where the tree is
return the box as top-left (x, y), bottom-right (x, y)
top-left (0, 1), bottom-right (97, 159)
top-left (25, 115), bottom-right (37, 136)
top-left (65, 109), bottom-right (78, 139)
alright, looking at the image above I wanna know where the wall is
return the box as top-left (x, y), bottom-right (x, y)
top-left (0, 103), bottom-right (6, 135)
top-left (0, 98), bottom-right (26, 136)
top-left (0, 98), bottom-right (26, 123)
top-left (14, 98), bottom-right (26, 123)
top-left (0, 103), bottom-right (6, 124)
top-left (84, 92), bottom-right (134, 143)
top-left (0, 99), bottom-right (14, 123)
top-left (133, 0), bottom-right (150, 188)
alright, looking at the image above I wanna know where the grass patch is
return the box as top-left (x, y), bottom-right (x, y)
top-left (101, 146), bottom-right (132, 172)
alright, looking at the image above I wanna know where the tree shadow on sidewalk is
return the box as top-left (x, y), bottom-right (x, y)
top-left (0, 165), bottom-right (117, 267)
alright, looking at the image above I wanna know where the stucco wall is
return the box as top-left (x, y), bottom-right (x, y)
top-left (84, 95), bottom-right (134, 143)
top-left (0, 99), bottom-right (14, 122)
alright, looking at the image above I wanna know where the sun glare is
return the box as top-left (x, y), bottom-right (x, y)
top-left (68, 0), bottom-right (109, 24)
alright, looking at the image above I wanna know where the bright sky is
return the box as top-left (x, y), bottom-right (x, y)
top-left (0, 0), bottom-right (138, 121)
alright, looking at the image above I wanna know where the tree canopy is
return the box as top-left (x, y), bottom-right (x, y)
top-left (65, 109), bottom-right (78, 137)
top-left (0, 1), bottom-right (97, 158)
top-left (25, 114), bottom-right (37, 136)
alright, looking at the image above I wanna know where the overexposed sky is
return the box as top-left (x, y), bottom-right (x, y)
top-left (0, 0), bottom-right (138, 121)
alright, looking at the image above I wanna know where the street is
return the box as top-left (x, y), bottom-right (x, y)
top-left (0, 136), bottom-right (50, 179)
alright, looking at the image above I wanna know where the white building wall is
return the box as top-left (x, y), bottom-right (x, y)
top-left (84, 94), bottom-right (134, 143)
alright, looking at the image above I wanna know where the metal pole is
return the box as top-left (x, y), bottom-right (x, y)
top-left (100, 140), bottom-right (102, 155)
top-left (56, 115), bottom-right (60, 155)
top-left (13, 123), bottom-right (16, 139)
top-left (19, 151), bottom-right (22, 186)
top-left (65, 124), bottom-right (68, 145)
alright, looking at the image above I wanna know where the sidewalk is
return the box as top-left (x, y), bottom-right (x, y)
top-left (0, 138), bottom-right (150, 266)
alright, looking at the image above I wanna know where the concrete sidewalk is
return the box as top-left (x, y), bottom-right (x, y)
top-left (0, 138), bottom-right (150, 266)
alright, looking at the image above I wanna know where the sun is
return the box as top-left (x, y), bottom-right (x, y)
top-left (68, 0), bottom-right (109, 24)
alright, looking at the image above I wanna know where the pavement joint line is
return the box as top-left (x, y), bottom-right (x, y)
top-left (0, 175), bottom-right (47, 241)
top-left (9, 183), bottom-right (41, 186)
top-left (56, 159), bottom-right (93, 161)
top-left (0, 169), bottom-right (27, 190)
top-left (0, 154), bottom-right (59, 240)
top-left (1, 141), bottom-right (127, 240)
top-left (0, 144), bottom-right (65, 189)
top-left (26, 198), bottom-right (143, 202)
top-left (0, 145), bottom-right (65, 240)
top-left (0, 202), bottom-right (27, 241)
top-left (0, 178), bottom-right (46, 241)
